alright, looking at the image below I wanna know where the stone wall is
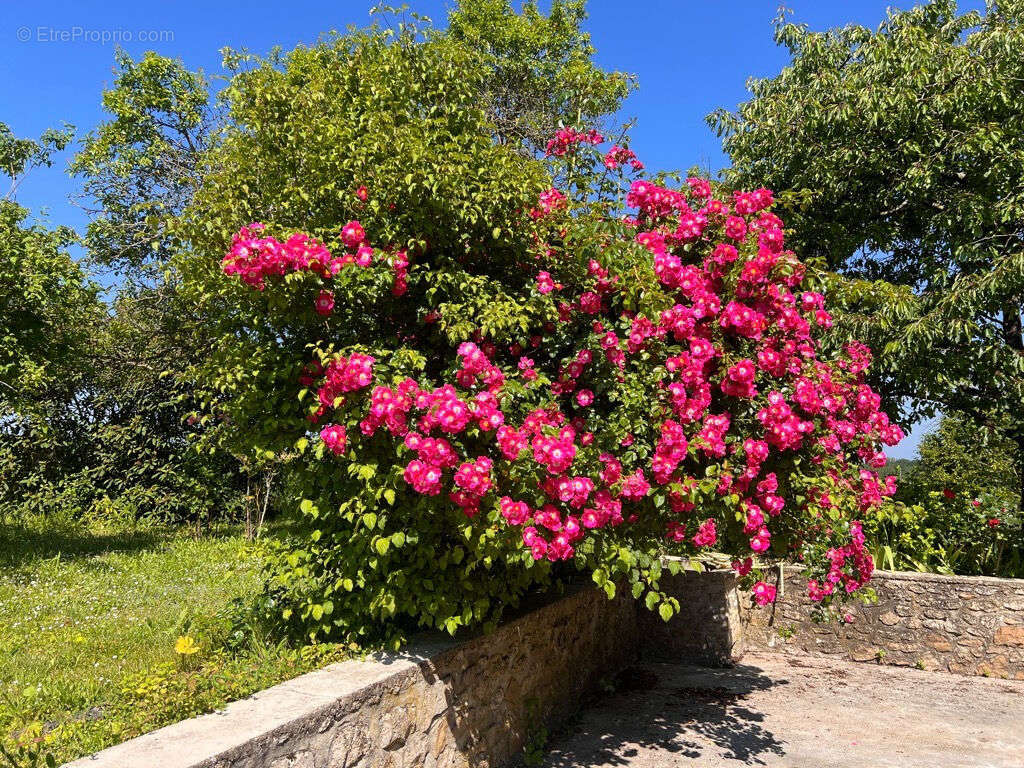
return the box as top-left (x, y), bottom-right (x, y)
top-left (740, 568), bottom-right (1024, 679)
top-left (64, 567), bottom-right (1024, 768)
top-left (64, 585), bottom-right (639, 768)
top-left (638, 568), bottom-right (744, 666)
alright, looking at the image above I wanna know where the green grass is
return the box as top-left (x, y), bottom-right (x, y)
top-left (0, 524), bottom-right (260, 706)
top-left (0, 520), bottom-right (353, 766)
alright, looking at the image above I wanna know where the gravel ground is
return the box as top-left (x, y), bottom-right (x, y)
top-left (537, 653), bottom-right (1024, 767)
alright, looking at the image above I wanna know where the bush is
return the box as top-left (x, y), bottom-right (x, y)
top-left (898, 413), bottom-right (1021, 513)
top-left (869, 413), bottom-right (1023, 577)
top-left (181, 20), bottom-right (901, 646)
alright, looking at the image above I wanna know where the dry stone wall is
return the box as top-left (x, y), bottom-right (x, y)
top-left (740, 569), bottom-right (1024, 679)
top-left (638, 568), bottom-right (745, 665)
top-left (64, 585), bottom-right (639, 768)
top-left (64, 567), bottom-right (1024, 768)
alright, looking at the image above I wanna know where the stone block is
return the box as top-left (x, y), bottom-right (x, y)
top-left (995, 624), bottom-right (1024, 647)
top-left (849, 646), bottom-right (879, 662)
top-left (924, 634), bottom-right (953, 653)
top-left (978, 655), bottom-right (1010, 678)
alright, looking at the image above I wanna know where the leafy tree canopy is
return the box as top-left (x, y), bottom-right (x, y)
top-left (900, 412), bottom-right (1021, 513)
top-left (710, 0), bottom-right (1024, 493)
top-left (445, 0), bottom-right (634, 151)
top-left (71, 51), bottom-right (211, 283)
top-left (0, 120), bottom-right (72, 195)
top-left (0, 123), bottom-right (101, 418)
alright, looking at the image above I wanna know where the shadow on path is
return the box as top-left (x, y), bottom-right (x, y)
top-left (539, 662), bottom-right (787, 767)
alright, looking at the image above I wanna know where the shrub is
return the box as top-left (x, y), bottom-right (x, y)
top-left (862, 413), bottom-right (1023, 578)
top-left (897, 413), bottom-right (1021, 515)
top-left (182, 22), bottom-right (901, 645)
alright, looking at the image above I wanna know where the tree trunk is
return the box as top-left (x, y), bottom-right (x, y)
top-left (244, 475), bottom-right (254, 541)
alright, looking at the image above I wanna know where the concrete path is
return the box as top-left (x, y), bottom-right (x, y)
top-left (538, 653), bottom-right (1024, 767)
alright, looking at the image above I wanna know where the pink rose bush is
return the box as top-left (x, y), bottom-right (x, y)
top-left (211, 118), bottom-right (900, 639)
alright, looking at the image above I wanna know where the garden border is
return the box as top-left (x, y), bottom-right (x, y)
top-left (64, 583), bottom-right (640, 768)
top-left (64, 567), bottom-right (1024, 767)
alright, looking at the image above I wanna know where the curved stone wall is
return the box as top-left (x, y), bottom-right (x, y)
top-left (63, 567), bottom-right (1024, 767)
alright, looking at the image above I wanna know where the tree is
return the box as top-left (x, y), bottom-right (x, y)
top-left (0, 123), bottom-right (105, 513)
top-left (65, 52), bottom-right (259, 528)
top-left (0, 122), bottom-right (97, 418)
top-left (71, 50), bottom-right (211, 284)
top-left (901, 413), bottom-right (1021, 509)
top-left (0, 118), bottom-right (245, 526)
top-left (445, 0), bottom-right (633, 152)
top-left (884, 413), bottom-right (1023, 576)
top-left (709, 0), bottom-right (1024, 514)
top-left (1, 121), bottom-right (73, 200)
top-left (177, 18), bottom-right (556, 642)
top-left (28, 0), bottom-right (630, 531)
top-left (72, 2), bottom-right (630, 283)
top-left (0, 203), bottom-right (101, 416)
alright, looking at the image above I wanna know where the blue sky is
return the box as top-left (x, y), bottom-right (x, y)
top-left (3, 0), bottom-right (964, 456)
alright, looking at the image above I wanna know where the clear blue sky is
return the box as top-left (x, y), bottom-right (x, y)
top-left (3, 0), bottom-right (965, 456)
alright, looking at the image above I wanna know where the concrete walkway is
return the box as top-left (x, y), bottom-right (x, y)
top-left (538, 653), bottom-right (1024, 767)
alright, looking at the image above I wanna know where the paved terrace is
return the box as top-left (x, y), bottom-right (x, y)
top-left (537, 653), bottom-right (1024, 768)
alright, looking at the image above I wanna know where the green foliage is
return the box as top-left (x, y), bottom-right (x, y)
top-left (61, 50), bottom-right (246, 524)
top-left (710, 0), bottom-right (1024, 496)
top-left (0, 194), bottom-right (107, 521)
top-left (521, 698), bottom-right (549, 766)
top-left (901, 413), bottom-right (1021, 511)
top-left (177, 17), bottom-right (583, 645)
top-left (0, 121), bottom-right (72, 196)
top-left (0, 201), bottom-right (101, 417)
top-left (180, 8), bottom-right (897, 643)
top-left (71, 50), bottom-right (210, 281)
top-left (862, 501), bottom-right (949, 573)
top-left (0, 248), bottom-right (249, 526)
top-left (3, 0), bottom-right (627, 533)
top-left (0, 103), bottom-right (249, 528)
top-left (0, 743), bottom-right (56, 768)
top-left (864, 413), bottom-right (1022, 576)
top-left (445, 0), bottom-right (634, 151)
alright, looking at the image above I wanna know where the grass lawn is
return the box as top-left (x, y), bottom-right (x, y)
top-left (0, 520), bottom-right (352, 765)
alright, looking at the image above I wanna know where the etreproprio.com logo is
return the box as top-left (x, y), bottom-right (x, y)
top-left (16, 26), bottom-right (175, 44)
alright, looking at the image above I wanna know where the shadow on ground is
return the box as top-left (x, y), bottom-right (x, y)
top-left (539, 662), bottom-right (787, 767)
top-left (0, 522), bottom-right (169, 570)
